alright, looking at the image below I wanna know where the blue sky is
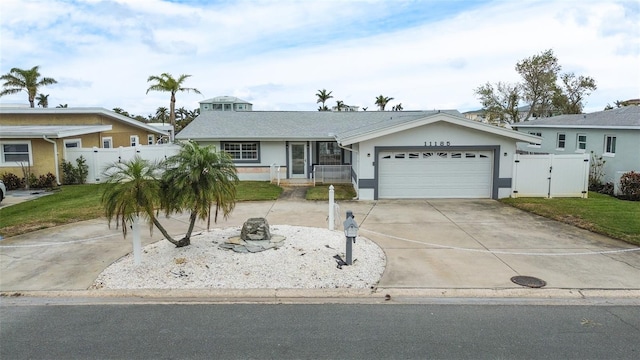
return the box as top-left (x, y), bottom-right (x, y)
top-left (1, 0), bottom-right (638, 116)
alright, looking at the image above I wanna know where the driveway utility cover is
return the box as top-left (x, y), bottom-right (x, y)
top-left (511, 275), bottom-right (547, 288)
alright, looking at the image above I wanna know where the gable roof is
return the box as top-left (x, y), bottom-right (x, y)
top-left (0, 107), bottom-right (168, 135)
top-left (0, 125), bottom-right (112, 139)
top-left (177, 110), bottom-right (540, 144)
top-left (514, 106), bottom-right (640, 129)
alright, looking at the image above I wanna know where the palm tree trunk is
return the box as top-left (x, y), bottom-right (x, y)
top-left (132, 215), bottom-right (142, 265)
top-left (150, 215), bottom-right (180, 246)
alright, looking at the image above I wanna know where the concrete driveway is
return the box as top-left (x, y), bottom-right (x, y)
top-left (1, 198), bottom-right (639, 294)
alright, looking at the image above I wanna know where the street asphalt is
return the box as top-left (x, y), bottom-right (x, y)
top-left (1, 189), bottom-right (639, 301)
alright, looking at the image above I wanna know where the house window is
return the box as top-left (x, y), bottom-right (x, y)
top-left (147, 134), bottom-right (154, 145)
top-left (529, 132), bottom-right (542, 146)
top-left (222, 142), bottom-right (259, 161)
top-left (556, 133), bottom-right (566, 149)
top-left (604, 135), bottom-right (616, 154)
top-left (213, 104), bottom-right (222, 110)
top-left (318, 141), bottom-right (342, 165)
top-left (1, 141), bottom-right (32, 165)
top-left (577, 134), bottom-right (587, 150)
top-left (224, 104), bottom-right (232, 111)
top-left (102, 137), bottom-right (113, 149)
top-left (64, 139), bottom-right (81, 148)
top-left (130, 135), bottom-right (139, 147)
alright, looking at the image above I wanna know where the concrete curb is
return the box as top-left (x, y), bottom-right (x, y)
top-left (3, 288), bottom-right (640, 304)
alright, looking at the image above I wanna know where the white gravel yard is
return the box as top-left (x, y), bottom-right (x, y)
top-left (92, 225), bottom-right (386, 290)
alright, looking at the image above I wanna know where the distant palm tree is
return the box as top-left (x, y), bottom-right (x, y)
top-left (0, 66), bottom-right (57, 108)
top-left (56, 103), bottom-right (68, 108)
top-left (392, 103), bottom-right (403, 111)
top-left (375, 95), bottom-right (394, 111)
top-left (335, 100), bottom-right (345, 111)
top-left (316, 89), bottom-right (333, 111)
top-left (146, 73), bottom-right (201, 142)
top-left (160, 141), bottom-right (239, 246)
top-left (36, 93), bottom-right (49, 108)
top-left (176, 106), bottom-right (188, 123)
top-left (155, 106), bottom-right (169, 124)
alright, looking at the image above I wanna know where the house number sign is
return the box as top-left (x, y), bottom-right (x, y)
top-left (424, 141), bottom-right (451, 146)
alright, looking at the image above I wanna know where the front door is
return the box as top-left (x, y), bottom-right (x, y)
top-left (290, 142), bottom-right (307, 178)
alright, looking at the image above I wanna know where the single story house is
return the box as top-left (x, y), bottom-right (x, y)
top-left (176, 110), bottom-right (540, 200)
top-left (513, 106), bottom-right (640, 184)
top-left (0, 107), bottom-right (168, 183)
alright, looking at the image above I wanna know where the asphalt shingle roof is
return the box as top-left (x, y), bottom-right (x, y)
top-left (516, 106), bottom-right (640, 128)
top-left (176, 110), bottom-right (460, 141)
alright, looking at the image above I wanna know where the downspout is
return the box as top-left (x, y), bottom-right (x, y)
top-left (42, 136), bottom-right (61, 185)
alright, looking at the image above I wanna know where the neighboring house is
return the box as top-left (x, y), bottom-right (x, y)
top-left (0, 107), bottom-right (169, 184)
top-left (176, 110), bottom-right (540, 200)
top-left (200, 96), bottom-right (253, 112)
top-left (513, 106), bottom-right (640, 184)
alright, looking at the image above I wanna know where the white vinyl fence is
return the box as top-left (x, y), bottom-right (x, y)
top-left (65, 145), bottom-right (181, 184)
top-left (512, 153), bottom-right (590, 198)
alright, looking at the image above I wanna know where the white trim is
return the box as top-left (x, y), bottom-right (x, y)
top-left (130, 135), bottom-right (139, 147)
top-left (338, 112), bottom-right (541, 145)
top-left (102, 137), bottom-right (113, 149)
top-left (0, 140), bottom-right (33, 167)
top-left (64, 138), bottom-right (82, 148)
top-left (289, 142), bottom-right (307, 178)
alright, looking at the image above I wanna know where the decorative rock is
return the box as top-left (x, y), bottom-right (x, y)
top-left (240, 218), bottom-right (272, 241)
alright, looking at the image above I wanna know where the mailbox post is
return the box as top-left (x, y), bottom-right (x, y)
top-left (343, 210), bottom-right (358, 265)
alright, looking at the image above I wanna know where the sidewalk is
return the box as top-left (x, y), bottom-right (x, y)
top-left (1, 197), bottom-right (640, 300)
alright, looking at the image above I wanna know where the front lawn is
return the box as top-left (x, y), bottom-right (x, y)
top-left (501, 192), bottom-right (640, 245)
top-left (306, 184), bottom-right (357, 200)
top-left (0, 181), bottom-right (283, 238)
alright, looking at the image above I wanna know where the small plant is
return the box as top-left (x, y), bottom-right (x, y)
top-left (619, 171), bottom-right (640, 201)
top-left (588, 151), bottom-right (606, 190)
top-left (62, 156), bottom-right (89, 185)
top-left (1, 172), bottom-right (23, 190)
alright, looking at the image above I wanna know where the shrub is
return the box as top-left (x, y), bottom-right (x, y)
top-left (31, 173), bottom-right (58, 189)
top-left (62, 156), bottom-right (89, 185)
top-left (619, 171), bottom-right (640, 201)
top-left (1, 172), bottom-right (23, 190)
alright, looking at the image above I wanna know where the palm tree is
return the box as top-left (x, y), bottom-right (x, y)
top-left (56, 103), bottom-right (68, 108)
top-left (0, 66), bottom-right (57, 108)
top-left (102, 156), bottom-right (166, 265)
top-left (146, 73), bottom-right (201, 142)
top-left (316, 89), bottom-right (333, 111)
top-left (160, 141), bottom-right (239, 247)
top-left (335, 100), bottom-right (345, 111)
top-left (155, 106), bottom-right (169, 124)
top-left (375, 95), bottom-right (394, 111)
top-left (36, 93), bottom-right (49, 108)
top-left (392, 103), bottom-right (403, 111)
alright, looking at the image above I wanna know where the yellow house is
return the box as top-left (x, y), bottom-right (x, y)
top-left (0, 107), bottom-right (169, 184)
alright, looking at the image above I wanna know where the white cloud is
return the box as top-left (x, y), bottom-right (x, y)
top-left (0, 0), bottom-right (638, 116)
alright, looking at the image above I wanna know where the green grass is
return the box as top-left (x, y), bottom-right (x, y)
top-left (306, 184), bottom-right (357, 200)
top-left (501, 192), bottom-right (640, 245)
top-left (0, 181), bottom-right (283, 238)
top-left (235, 181), bottom-right (283, 201)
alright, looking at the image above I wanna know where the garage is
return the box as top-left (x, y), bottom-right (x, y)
top-left (378, 149), bottom-right (493, 198)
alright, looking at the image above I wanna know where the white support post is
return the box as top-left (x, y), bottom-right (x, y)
top-left (132, 215), bottom-right (142, 266)
top-left (328, 185), bottom-right (335, 230)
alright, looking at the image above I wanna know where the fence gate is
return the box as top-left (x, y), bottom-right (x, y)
top-left (512, 154), bottom-right (589, 198)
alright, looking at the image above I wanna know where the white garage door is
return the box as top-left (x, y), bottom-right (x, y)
top-left (378, 150), bottom-right (493, 198)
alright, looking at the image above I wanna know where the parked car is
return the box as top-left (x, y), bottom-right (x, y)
top-left (0, 180), bottom-right (5, 203)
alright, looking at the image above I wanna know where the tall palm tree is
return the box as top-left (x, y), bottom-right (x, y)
top-left (146, 73), bottom-right (201, 142)
top-left (316, 89), bottom-right (333, 111)
top-left (102, 157), bottom-right (167, 264)
top-left (155, 106), bottom-right (169, 124)
top-left (0, 66), bottom-right (57, 108)
top-left (36, 93), bottom-right (49, 108)
top-left (375, 95), bottom-right (394, 111)
top-left (161, 141), bottom-right (239, 247)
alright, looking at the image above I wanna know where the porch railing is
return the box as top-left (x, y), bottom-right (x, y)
top-left (313, 165), bottom-right (352, 185)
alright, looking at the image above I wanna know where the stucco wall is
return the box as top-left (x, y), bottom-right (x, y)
top-left (354, 121), bottom-right (518, 200)
top-left (517, 128), bottom-right (640, 183)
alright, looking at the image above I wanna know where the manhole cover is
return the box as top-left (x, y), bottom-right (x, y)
top-left (511, 275), bottom-right (546, 288)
